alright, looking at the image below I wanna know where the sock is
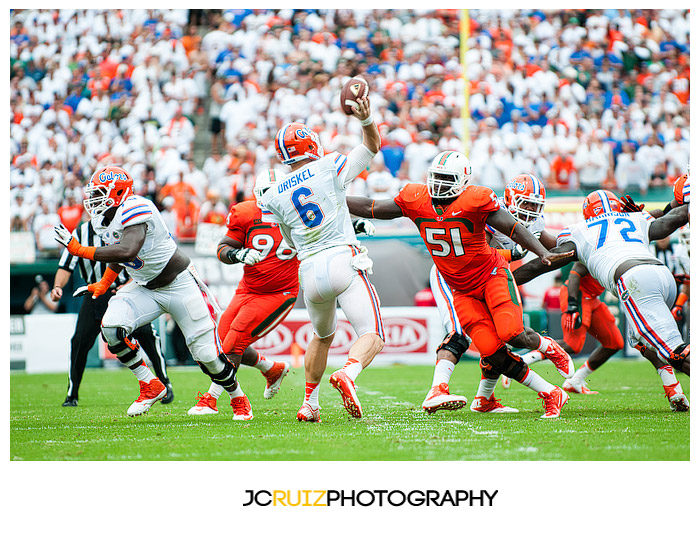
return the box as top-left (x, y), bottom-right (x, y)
top-left (305, 382), bottom-right (320, 408)
top-left (521, 350), bottom-right (545, 365)
top-left (476, 377), bottom-right (498, 399)
top-left (226, 383), bottom-right (244, 399)
top-left (342, 358), bottom-right (363, 382)
top-left (519, 368), bottom-right (556, 394)
top-left (131, 362), bottom-right (156, 383)
top-left (657, 364), bottom-right (682, 395)
top-left (207, 382), bottom-right (225, 399)
top-left (432, 359), bottom-right (455, 387)
top-left (251, 351), bottom-right (274, 373)
top-left (572, 360), bottom-right (595, 383)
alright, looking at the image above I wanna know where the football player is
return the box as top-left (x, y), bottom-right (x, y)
top-left (348, 151), bottom-right (575, 418)
top-left (514, 190), bottom-right (690, 410)
top-left (187, 169), bottom-right (298, 419)
top-left (427, 173), bottom-right (573, 413)
top-left (261, 96), bottom-right (384, 422)
top-left (54, 166), bottom-right (243, 417)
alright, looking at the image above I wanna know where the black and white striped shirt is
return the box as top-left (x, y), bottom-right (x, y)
top-left (58, 220), bottom-right (130, 286)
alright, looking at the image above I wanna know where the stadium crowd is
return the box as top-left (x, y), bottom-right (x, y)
top-left (10, 8), bottom-right (690, 255)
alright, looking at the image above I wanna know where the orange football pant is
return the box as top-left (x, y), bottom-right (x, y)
top-left (559, 286), bottom-right (624, 354)
top-left (218, 288), bottom-right (298, 355)
top-left (452, 267), bottom-right (524, 357)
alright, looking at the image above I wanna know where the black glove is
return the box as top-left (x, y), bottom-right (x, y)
top-left (620, 194), bottom-right (645, 213)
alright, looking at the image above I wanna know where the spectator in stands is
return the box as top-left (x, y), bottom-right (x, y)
top-left (198, 188), bottom-right (228, 225)
top-left (33, 200), bottom-right (61, 257)
top-left (615, 141), bottom-right (652, 195)
top-left (56, 191), bottom-right (84, 233)
top-left (24, 275), bottom-right (58, 314)
top-left (574, 134), bottom-right (610, 191)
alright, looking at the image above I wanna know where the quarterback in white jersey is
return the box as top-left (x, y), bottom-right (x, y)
top-left (514, 189), bottom-right (690, 378)
top-left (54, 166), bottom-right (247, 418)
top-left (261, 95), bottom-right (384, 422)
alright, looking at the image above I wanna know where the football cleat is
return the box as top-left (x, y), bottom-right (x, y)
top-left (501, 375), bottom-right (511, 389)
top-left (231, 394), bottom-right (253, 421)
top-left (297, 403), bottom-right (321, 422)
top-left (329, 370), bottom-right (362, 418)
top-left (422, 383), bottom-right (468, 414)
top-left (562, 378), bottom-right (599, 395)
top-left (187, 392), bottom-right (219, 415)
top-left (127, 379), bottom-right (167, 416)
top-left (62, 396), bottom-right (78, 407)
top-left (663, 383), bottom-right (689, 412)
top-left (470, 394), bottom-right (519, 413)
top-left (263, 361), bottom-right (290, 399)
top-left (540, 337), bottom-right (575, 378)
top-left (161, 381), bottom-right (175, 404)
top-left (538, 386), bottom-right (569, 419)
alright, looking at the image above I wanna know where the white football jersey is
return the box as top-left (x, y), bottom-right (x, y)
top-left (557, 211), bottom-right (656, 296)
top-left (92, 194), bottom-right (177, 285)
top-left (261, 147), bottom-right (374, 261)
top-left (487, 197), bottom-right (546, 250)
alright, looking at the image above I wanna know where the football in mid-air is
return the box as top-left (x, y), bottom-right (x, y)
top-left (340, 76), bottom-right (369, 115)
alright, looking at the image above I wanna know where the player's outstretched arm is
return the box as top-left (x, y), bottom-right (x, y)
top-left (351, 96), bottom-right (381, 154)
top-left (513, 242), bottom-right (578, 285)
top-left (347, 196), bottom-right (403, 220)
top-left (486, 208), bottom-right (571, 265)
top-left (648, 204), bottom-right (689, 241)
top-left (562, 262), bottom-right (588, 332)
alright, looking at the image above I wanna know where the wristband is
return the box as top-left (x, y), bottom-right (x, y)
top-left (360, 115), bottom-right (374, 127)
top-left (67, 237), bottom-right (96, 260)
top-left (675, 292), bottom-right (689, 307)
top-left (226, 248), bottom-right (242, 264)
top-left (508, 222), bottom-right (519, 238)
top-left (567, 295), bottom-right (578, 309)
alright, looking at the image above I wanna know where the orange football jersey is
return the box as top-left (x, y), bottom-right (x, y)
top-left (225, 201), bottom-right (299, 294)
top-left (394, 183), bottom-right (507, 291)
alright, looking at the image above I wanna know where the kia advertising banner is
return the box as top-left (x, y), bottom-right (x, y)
top-left (251, 307), bottom-right (448, 366)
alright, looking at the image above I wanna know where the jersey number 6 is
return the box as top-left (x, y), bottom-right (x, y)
top-left (291, 186), bottom-right (324, 229)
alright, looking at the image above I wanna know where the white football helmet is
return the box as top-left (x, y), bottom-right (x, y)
top-left (427, 151), bottom-right (472, 200)
top-left (253, 169), bottom-right (284, 208)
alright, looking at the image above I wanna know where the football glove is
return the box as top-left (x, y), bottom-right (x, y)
top-left (53, 223), bottom-right (74, 248)
top-left (229, 248), bottom-right (263, 266)
top-left (619, 194), bottom-right (645, 213)
top-left (353, 218), bottom-right (376, 237)
top-left (563, 305), bottom-right (582, 332)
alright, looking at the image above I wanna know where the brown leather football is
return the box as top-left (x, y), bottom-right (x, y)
top-left (340, 77), bottom-right (369, 115)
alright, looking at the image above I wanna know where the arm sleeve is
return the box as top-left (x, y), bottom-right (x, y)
top-left (338, 145), bottom-right (376, 188)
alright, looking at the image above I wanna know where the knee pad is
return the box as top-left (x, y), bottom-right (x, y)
top-left (668, 343), bottom-right (689, 373)
top-left (198, 354), bottom-right (238, 390)
top-left (482, 348), bottom-right (527, 379)
top-left (103, 326), bottom-right (139, 359)
top-left (436, 331), bottom-right (471, 361)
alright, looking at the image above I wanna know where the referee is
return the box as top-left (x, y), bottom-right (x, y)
top-left (51, 219), bottom-right (174, 406)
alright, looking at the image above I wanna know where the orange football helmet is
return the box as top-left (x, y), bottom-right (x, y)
top-left (275, 122), bottom-right (324, 165)
top-left (504, 173), bottom-right (546, 227)
top-left (83, 165), bottom-right (134, 217)
top-left (673, 171), bottom-right (689, 206)
top-left (582, 189), bottom-right (622, 220)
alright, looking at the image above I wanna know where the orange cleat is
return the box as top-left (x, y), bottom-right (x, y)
top-left (231, 394), bottom-right (253, 421)
top-left (422, 383), bottom-right (468, 414)
top-left (187, 392), bottom-right (219, 415)
top-left (470, 394), bottom-right (519, 413)
top-left (538, 386), bottom-right (569, 418)
top-left (540, 336), bottom-right (575, 378)
top-left (329, 370), bottom-right (362, 418)
top-left (127, 379), bottom-right (167, 416)
top-left (263, 361), bottom-right (290, 399)
top-left (297, 402), bottom-right (321, 422)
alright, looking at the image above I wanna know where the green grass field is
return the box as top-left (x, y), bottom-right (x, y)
top-left (10, 359), bottom-right (689, 461)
